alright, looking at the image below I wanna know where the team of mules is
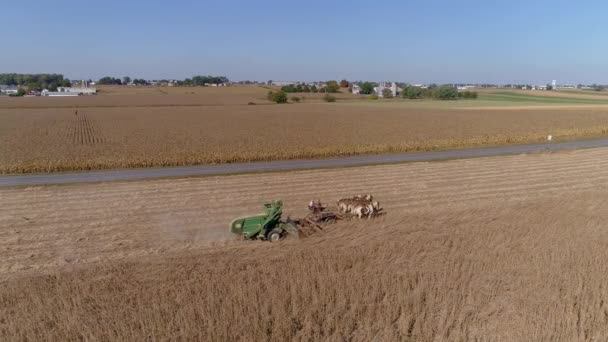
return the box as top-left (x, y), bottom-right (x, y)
top-left (336, 194), bottom-right (381, 219)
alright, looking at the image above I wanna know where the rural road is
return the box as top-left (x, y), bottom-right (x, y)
top-left (2, 138), bottom-right (608, 187)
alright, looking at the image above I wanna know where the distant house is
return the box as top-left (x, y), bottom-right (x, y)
top-left (0, 85), bottom-right (18, 95)
top-left (374, 82), bottom-right (398, 97)
top-left (351, 84), bottom-right (361, 95)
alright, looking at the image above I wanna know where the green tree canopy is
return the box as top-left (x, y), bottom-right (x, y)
top-left (433, 85), bottom-right (458, 100)
top-left (98, 77), bottom-right (123, 85)
top-left (402, 86), bottom-right (426, 99)
top-left (0, 73), bottom-right (70, 89)
top-left (191, 75), bottom-right (229, 85)
top-left (325, 81), bottom-right (340, 93)
top-left (359, 82), bottom-right (375, 95)
top-left (272, 91), bottom-right (288, 104)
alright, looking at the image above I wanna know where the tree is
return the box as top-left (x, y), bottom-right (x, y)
top-left (359, 82), bottom-right (374, 95)
top-left (339, 79), bottom-right (349, 88)
top-left (27, 82), bottom-right (39, 91)
top-left (382, 88), bottom-right (393, 98)
top-left (325, 80), bottom-right (340, 93)
top-left (280, 84), bottom-right (298, 93)
top-left (123, 76), bottom-right (131, 85)
top-left (311, 85), bottom-right (318, 93)
top-left (98, 77), bottom-right (122, 85)
top-left (272, 91), bottom-right (288, 104)
top-left (546, 84), bottom-right (553, 91)
top-left (402, 86), bottom-right (428, 99)
top-left (433, 85), bottom-right (458, 100)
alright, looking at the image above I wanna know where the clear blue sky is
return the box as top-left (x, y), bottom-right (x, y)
top-left (3, 0), bottom-right (608, 84)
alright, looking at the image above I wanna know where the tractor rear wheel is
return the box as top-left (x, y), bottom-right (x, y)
top-left (267, 229), bottom-right (282, 242)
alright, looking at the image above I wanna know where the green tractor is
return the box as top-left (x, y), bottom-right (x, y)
top-left (229, 200), bottom-right (299, 241)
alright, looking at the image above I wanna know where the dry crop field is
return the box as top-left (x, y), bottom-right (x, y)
top-left (3, 148), bottom-right (608, 340)
top-left (5, 86), bottom-right (608, 174)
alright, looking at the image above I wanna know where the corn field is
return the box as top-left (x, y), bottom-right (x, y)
top-left (3, 87), bottom-right (608, 174)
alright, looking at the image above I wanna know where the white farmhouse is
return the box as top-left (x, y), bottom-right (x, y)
top-left (375, 82), bottom-right (398, 97)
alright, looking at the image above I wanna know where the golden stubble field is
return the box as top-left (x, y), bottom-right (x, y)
top-left (3, 148), bottom-right (608, 340)
top-left (4, 85), bottom-right (608, 174)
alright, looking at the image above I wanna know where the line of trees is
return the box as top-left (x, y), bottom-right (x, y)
top-left (0, 73), bottom-right (71, 91)
top-left (98, 77), bottom-right (124, 85)
top-left (96, 75), bottom-right (229, 86)
top-left (280, 80), bottom-right (341, 94)
top-left (280, 84), bottom-right (318, 93)
top-left (182, 76), bottom-right (229, 86)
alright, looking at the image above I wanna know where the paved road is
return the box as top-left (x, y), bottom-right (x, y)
top-left (3, 138), bottom-right (608, 187)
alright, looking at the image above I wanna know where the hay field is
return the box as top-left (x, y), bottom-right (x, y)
top-left (3, 148), bottom-right (608, 340)
top-left (5, 86), bottom-right (608, 174)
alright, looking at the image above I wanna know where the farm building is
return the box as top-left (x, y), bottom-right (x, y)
top-left (42, 80), bottom-right (97, 96)
top-left (351, 84), bottom-right (361, 95)
top-left (55, 86), bottom-right (96, 95)
top-left (41, 87), bottom-right (96, 96)
top-left (41, 89), bottom-right (79, 97)
top-left (0, 85), bottom-right (19, 95)
top-left (374, 82), bottom-right (398, 97)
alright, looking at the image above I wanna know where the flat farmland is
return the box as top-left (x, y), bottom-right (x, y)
top-left (5, 86), bottom-right (608, 174)
top-left (0, 85), bottom-right (272, 108)
top-left (3, 148), bottom-right (608, 340)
